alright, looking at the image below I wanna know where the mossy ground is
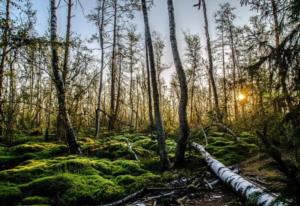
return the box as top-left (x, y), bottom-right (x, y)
top-left (0, 133), bottom-right (167, 206)
top-left (191, 130), bottom-right (259, 165)
top-left (0, 130), bottom-right (260, 206)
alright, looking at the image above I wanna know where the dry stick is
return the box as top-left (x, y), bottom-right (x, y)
top-left (191, 142), bottom-right (287, 206)
top-left (100, 187), bottom-right (186, 206)
top-left (143, 191), bottom-right (176, 202)
top-left (100, 189), bottom-right (145, 206)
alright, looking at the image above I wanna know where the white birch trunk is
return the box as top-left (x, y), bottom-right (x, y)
top-left (191, 142), bottom-right (287, 206)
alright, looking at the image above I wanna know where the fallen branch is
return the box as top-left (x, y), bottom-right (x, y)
top-left (211, 122), bottom-right (240, 142)
top-left (143, 191), bottom-right (176, 202)
top-left (127, 140), bottom-right (140, 162)
top-left (200, 126), bottom-right (208, 146)
top-left (100, 186), bottom-right (186, 206)
top-left (191, 142), bottom-right (287, 206)
top-left (100, 189), bottom-right (145, 206)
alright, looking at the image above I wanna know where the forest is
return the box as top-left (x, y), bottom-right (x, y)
top-left (0, 0), bottom-right (299, 205)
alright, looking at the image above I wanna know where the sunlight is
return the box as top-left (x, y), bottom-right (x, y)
top-left (238, 93), bottom-right (246, 101)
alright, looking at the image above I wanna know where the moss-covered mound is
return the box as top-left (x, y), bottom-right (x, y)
top-left (0, 133), bottom-right (166, 206)
top-left (192, 130), bottom-right (259, 165)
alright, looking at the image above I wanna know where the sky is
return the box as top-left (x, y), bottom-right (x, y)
top-left (31, 0), bottom-right (256, 83)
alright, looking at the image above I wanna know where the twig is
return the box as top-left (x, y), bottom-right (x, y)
top-left (100, 189), bottom-right (145, 206)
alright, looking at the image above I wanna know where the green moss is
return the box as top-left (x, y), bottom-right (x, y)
top-left (20, 174), bottom-right (73, 196)
top-left (61, 174), bottom-right (123, 205)
top-left (0, 183), bottom-right (23, 205)
top-left (115, 172), bottom-right (160, 194)
top-left (21, 173), bottom-right (123, 205)
top-left (112, 160), bottom-right (146, 175)
top-left (132, 138), bottom-right (157, 152)
top-left (11, 142), bottom-right (67, 157)
top-left (49, 158), bottom-right (99, 175)
top-left (0, 134), bottom-right (164, 205)
top-left (0, 160), bottom-right (49, 183)
top-left (21, 196), bottom-right (50, 205)
top-left (202, 131), bottom-right (259, 165)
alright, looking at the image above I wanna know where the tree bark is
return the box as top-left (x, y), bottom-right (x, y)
top-left (50, 0), bottom-right (80, 154)
top-left (229, 25), bottom-right (238, 120)
top-left (108, 0), bottom-right (118, 130)
top-left (141, 0), bottom-right (170, 170)
top-left (221, 21), bottom-right (228, 117)
top-left (145, 42), bottom-right (154, 129)
top-left (0, 0), bottom-right (11, 137)
top-left (201, 0), bottom-right (220, 117)
top-left (95, 0), bottom-right (106, 138)
top-left (192, 142), bottom-right (287, 206)
top-left (167, 0), bottom-right (190, 165)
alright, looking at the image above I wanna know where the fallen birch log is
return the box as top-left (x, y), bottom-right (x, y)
top-left (191, 142), bottom-right (287, 206)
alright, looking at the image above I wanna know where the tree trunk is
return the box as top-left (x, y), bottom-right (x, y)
top-left (45, 80), bottom-right (53, 141)
top-left (145, 42), bottom-right (154, 129)
top-left (129, 39), bottom-right (134, 125)
top-left (56, 0), bottom-right (72, 140)
top-left (6, 55), bottom-right (15, 144)
top-left (0, 0), bottom-right (11, 137)
top-left (114, 48), bottom-right (122, 128)
top-left (221, 22), bottom-right (228, 117)
top-left (201, 0), bottom-right (220, 117)
top-left (192, 142), bottom-right (287, 206)
top-left (229, 25), bottom-right (238, 120)
top-left (95, 0), bottom-right (106, 138)
top-left (141, 0), bottom-right (170, 170)
top-left (50, 0), bottom-right (80, 154)
top-left (167, 0), bottom-right (190, 165)
top-left (108, 0), bottom-right (118, 130)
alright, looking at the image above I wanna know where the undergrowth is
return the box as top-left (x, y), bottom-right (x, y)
top-left (0, 130), bottom-right (258, 205)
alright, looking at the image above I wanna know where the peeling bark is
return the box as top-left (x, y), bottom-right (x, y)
top-left (191, 142), bottom-right (287, 206)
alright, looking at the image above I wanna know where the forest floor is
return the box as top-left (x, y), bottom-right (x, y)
top-left (0, 130), bottom-right (287, 206)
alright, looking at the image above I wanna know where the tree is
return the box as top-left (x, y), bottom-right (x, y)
top-left (145, 41), bottom-right (154, 129)
top-left (215, 3), bottom-right (238, 119)
top-left (167, 0), bottom-right (190, 165)
top-left (184, 33), bottom-right (201, 124)
top-left (90, 0), bottom-right (107, 138)
top-left (0, 0), bottom-right (11, 137)
top-left (194, 0), bottom-right (220, 119)
top-left (141, 0), bottom-right (171, 169)
top-left (108, 0), bottom-right (118, 130)
top-left (50, 0), bottom-right (80, 154)
top-left (127, 26), bottom-right (140, 126)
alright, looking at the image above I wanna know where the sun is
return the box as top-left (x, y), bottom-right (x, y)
top-left (238, 93), bottom-right (246, 101)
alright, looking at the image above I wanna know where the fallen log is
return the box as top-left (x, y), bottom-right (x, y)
top-left (191, 142), bottom-right (287, 206)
